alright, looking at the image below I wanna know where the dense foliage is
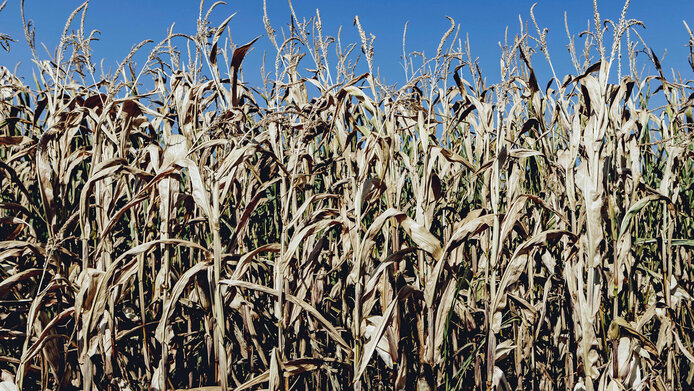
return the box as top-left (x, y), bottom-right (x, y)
top-left (1, 1), bottom-right (694, 390)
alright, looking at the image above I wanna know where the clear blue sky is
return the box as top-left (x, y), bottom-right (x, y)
top-left (1, 0), bottom-right (693, 88)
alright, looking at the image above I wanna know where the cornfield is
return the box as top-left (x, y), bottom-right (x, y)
top-left (1, 0), bottom-right (694, 390)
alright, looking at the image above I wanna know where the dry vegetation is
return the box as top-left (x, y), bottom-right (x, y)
top-left (1, 0), bottom-right (694, 390)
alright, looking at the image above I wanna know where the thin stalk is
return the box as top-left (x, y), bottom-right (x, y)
top-left (211, 179), bottom-right (229, 390)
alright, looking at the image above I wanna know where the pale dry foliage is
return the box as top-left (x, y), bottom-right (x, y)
top-left (1, 1), bottom-right (694, 390)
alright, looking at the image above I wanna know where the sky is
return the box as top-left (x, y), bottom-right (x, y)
top-left (1, 0), bottom-right (693, 90)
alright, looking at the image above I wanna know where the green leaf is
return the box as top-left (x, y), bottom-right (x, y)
top-left (618, 194), bottom-right (663, 239)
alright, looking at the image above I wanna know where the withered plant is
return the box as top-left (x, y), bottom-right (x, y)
top-left (1, 0), bottom-right (693, 390)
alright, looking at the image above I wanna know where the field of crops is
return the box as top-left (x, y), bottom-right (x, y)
top-left (1, 0), bottom-right (694, 390)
